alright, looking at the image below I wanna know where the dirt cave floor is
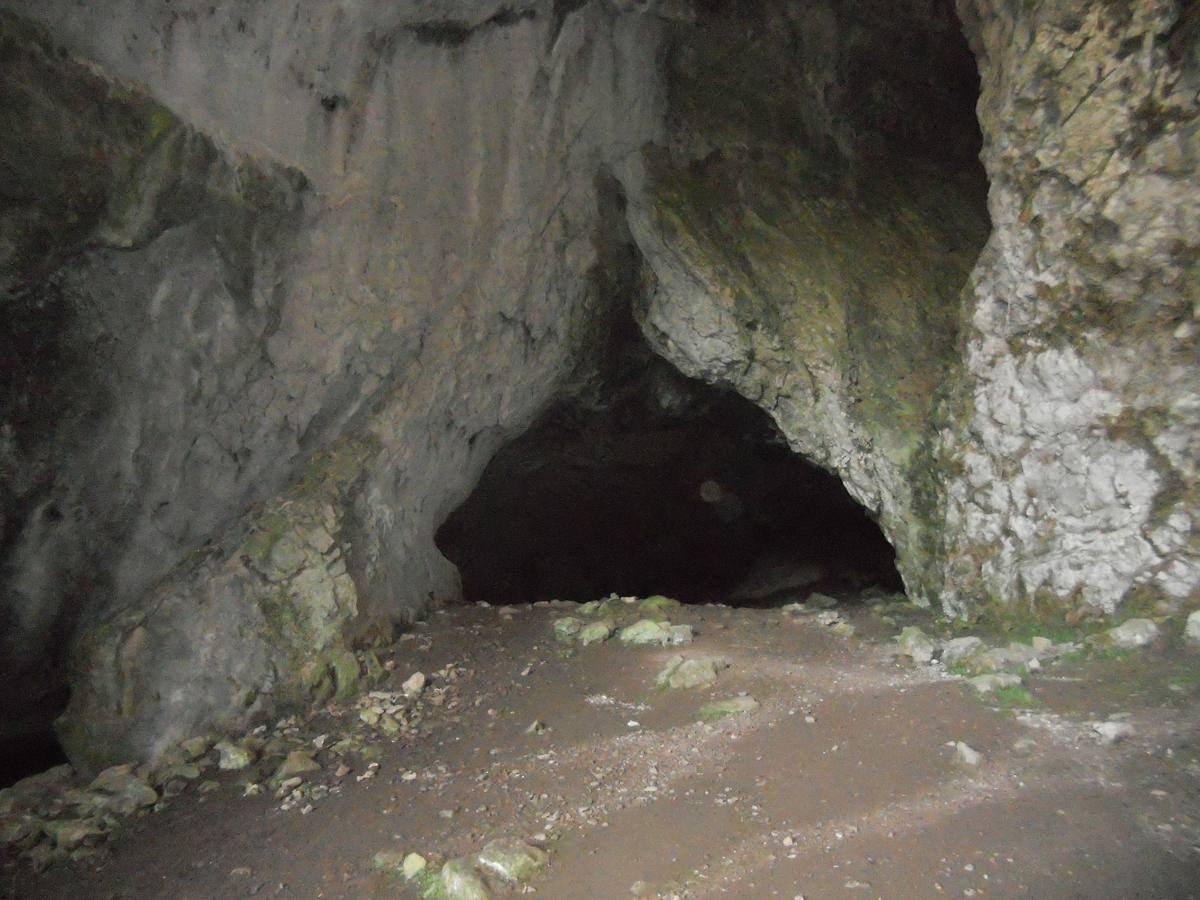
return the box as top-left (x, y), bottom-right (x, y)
top-left (7, 595), bottom-right (1200, 900)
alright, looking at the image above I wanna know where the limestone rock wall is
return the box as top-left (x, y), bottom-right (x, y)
top-left (0, 1), bottom-right (663, 768)
top-left (940, 0), bottom-right (1200, 619)
top-left (621, 0), bottom-right (992, 603)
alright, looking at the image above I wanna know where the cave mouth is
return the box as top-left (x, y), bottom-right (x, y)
top-left (436, 339), bottom-right (902, 609)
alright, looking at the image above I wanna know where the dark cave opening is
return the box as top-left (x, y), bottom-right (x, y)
top-left (436, 326), bottom-right (902, 609)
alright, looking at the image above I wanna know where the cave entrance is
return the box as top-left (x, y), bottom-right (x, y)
top-left (436, 330), bottom-right (901, 608)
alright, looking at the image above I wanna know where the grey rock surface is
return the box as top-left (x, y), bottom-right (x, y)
top-left (0, 1), bottom-right (663, 768)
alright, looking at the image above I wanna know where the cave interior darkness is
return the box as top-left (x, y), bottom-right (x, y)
top-left (436, 318), bottom-right (904, 609)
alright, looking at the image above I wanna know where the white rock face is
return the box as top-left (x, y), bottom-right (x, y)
top-left (1186, 611), bottom-right (1200, 647)
top-left (937, 0), bottom-right (1200, 618)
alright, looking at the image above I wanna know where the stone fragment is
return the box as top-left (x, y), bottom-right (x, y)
top-left (153, 763), bottom-right (200, 786)
top-left (553, 617), bottom-right (584, 641)
top-left (43, 816), bottom-right (104, 854)
top-left (214, 740), bottom-right (256, 771)
top-left (475, 837), bottom-right (549, 882)
top-left (941, 636), bottom-right (984, 665)
top-left (1093, 720), bottom-right (1135, 745)
top-left (639, 595), bottom-right (681, 617)
top-left (402, 852), bottom-right (428, 879)
top-left (578, 621), bottom-right (614, 646)
top-left (699, 696), bottom-right (759, 720)
top-left (402, 671), bottom-right (427, 698)
top-left (0, 812), bottom-right (42, 847)
top-left (667, 624), bottom-right (694, 645)
top-left (1106, 618), bottom-right (1159, 649)
top-left (89, 767), bottom-right (158, 815)
top-left (274, 751), bottom-right (321, 780)
top-left (618, 619), bottom-right (674, 645)
top-left (954, 742), bottom-right (982, 766)
top-left (966, 673), bottom-right (1022, 694)
top-left (897, 627), bottom-right (937, 664)
top-left (655, 655), bottom-right (729, 690)
top-left (970, 642), bottom-right (1040, 673)
top-left (441, 857), bottom-right (491, 900)
top-left (805, 592), bottom-right (839, 610)
top-left (830, 621), bottom-right (856, 638)
top-left (1185, 611), bottom-right (1200, 646)
top-left (371, 850), bottom-right (406, 872)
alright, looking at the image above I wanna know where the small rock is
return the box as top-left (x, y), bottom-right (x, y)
top-left (578, 621), bottom-right (614, 646)
top-left (179, 736), bottom-right (213, 760)
top-left (655, 655), bottom-right (729, 690)
top-left (553, 617), bottom-right (584, 641)
top-left (1106, 618), bottom-right (1159, 649)
top-left (475, 837), bottom-right (549, 882)
top-left (442, 857), bottom-right (491, 900)
top-left (90, 769), bottom-right (158, 815)
top-left (231, 866), bottom-right (253, 878)
top-left (667, 624), bottom-right (695, 645)
top-left (830, 621), bottom-right (856, 638)
top-left (214, 740), bottom-right (256, 771)
top-left (274, 751), bottom-right (320, 781)
top-left (1185, 610), bottom-right (1200, 646)
top-left (941, 636), bottom-right (984, 665)
top-left (371, 850), bottom-right (406, 872)
top-left (1030, 636), bottom-right (1054, 653)
top-left (966, 673), bottom-right (1022, 694)
top-left (971, 642), bottom-right (1040, 673)
top-left (43, 818), bottom-right (106, 851)
top-left (954, 742), bottom-right (982, 766)
top-left (402, 672), bottom-right (427, 698)
top-left (403, 852), bottom-right (428, 879)
top-left (1093, 720), bottom-right (1135, 745)
top-left (699, 696), bottom-right (759, 720)
top-left (805, 592), bottom-right (839, 610)
top-left (618, 619), bottom-right (675, 646)
top-left (897, 626), bottom-right (937, 664)
top-left (639, 595), bottom-right (681, 616)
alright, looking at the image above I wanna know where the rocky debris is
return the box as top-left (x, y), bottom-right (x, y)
top-left (553, 617), bottom-right (584, 641)
top-left (954, 742), bottom-right (982, 767)
top-left (698, 696), bottom-right (759, 720)
top-left (806, 592), bottom-right (839, 610)
top-left (1105, 619), bottom-right (1160, 649)
top-left (402, 671), bottom-right (427, 698)
top-left (941, 636), bottom-right (984, 665)
top-left (655, 655), bottom-right (729, 690)
top-left (639, 595), bottom-right (681, 617)
top-left (966, 673), bottom-right (1023, 695)
top-left (274, 751), bottom-right (320, 781)
top-left (89, 765), bottom-right (159, 816)
top-left (442, 856), bottom-right (492, 900)
top-left (371, 849), bottom-right (406, 872)
top-left (578, 620), bottom-right (615, 646)
top-left (215, 739), bottom-right (256, 771)
top-left (403, 852), bottom-right (428, 879)
top-left (475, 837), bottom-right (549, 883)
top-left (617, 619), bottom-right (693, 646)
top-left (967, 642), bottom-right (1042, 674)
top-left (1186, 611), bottom-right (1200, 646)
top-left (897, 626), bottom-right (938, 664)
top-left (1093, 720), bottom-right (1135, 745)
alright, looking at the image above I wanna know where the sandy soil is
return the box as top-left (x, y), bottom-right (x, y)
top-left (6, 599), bottom-right (1199, 899)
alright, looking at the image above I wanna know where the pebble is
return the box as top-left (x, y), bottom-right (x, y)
top-left (955, 742), bottom-right (982, 766)
top-left (402, 672), bottom-right (427, 698)
top-left (1093, 720), bottom-right (1135, 745)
